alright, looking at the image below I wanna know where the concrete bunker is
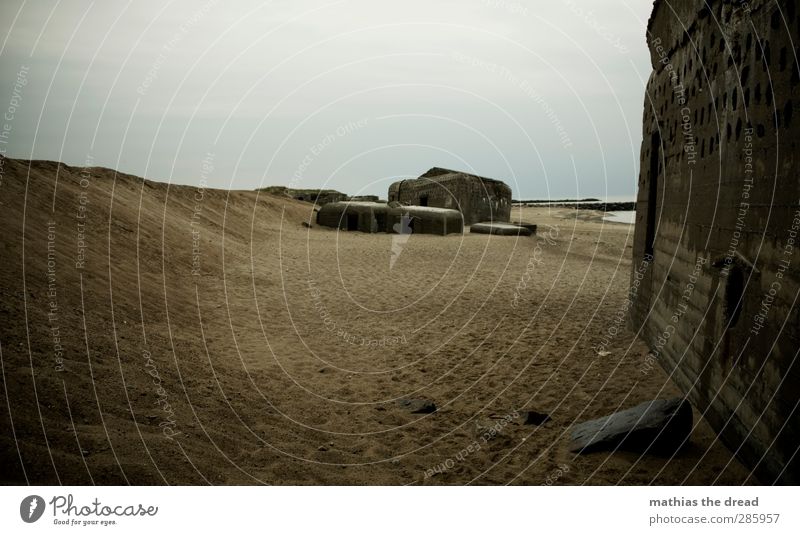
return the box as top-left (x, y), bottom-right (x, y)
top-left (386, 206), bottom-right (463, 236)
top-left (388, 167), bottom-right (512, 225)
top-left (260, 186), bottom-right (348, 205)
top-left (316, 201), bottom-right (463, 235)
top-left (316, 201), bottom-right (390, 233)
top-left (629, 0), bottom-right (800, 483)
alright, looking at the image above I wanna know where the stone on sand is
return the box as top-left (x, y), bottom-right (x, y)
top-left (570, 398), bottom-right (692, 454)
top-left (396, 399), bottom-right (437, 414)
top-left (474, 419), bottom-right (512, 443)
top-left (512, 222), bottom-right (538, 234)
top-left (520, 410), bottom-right (551, 426)
top-left (470, 222), bottom-right (532, 236)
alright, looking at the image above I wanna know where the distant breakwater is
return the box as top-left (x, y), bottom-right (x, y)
top-left (513, 200), bottom-right (635, 212)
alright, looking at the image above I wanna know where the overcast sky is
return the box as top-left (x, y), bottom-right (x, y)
top-left (0, 0), bottom-right (655, 199)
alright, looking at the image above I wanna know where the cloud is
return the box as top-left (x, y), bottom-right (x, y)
top-left (0, 0), bottom-right (654, 198)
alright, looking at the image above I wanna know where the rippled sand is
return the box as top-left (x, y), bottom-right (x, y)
top-left (0, 157), bottom-right (752, 484)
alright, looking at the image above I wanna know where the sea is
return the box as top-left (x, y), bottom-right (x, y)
top-left (603, 211), bottom-right (636, 224)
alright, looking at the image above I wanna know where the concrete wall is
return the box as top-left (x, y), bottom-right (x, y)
top-left (631, 0), bottom-right (799, 483)
top-left (316, 202), bottom-right (462, 235)
top-left (260, 186), bottom-right (348, 205)
top-left (388, 168), bottom-right (511, 225)
top-left (387, 206), bottom-right (463, 236)
top-left (316, 202), bottom-right (388, 232)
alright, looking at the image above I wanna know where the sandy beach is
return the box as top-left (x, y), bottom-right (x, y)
top-left (0, 156), bottom-right (753, 484)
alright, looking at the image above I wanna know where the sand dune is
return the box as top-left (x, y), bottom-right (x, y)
top-left (0, 155), bottom-right (752, 484)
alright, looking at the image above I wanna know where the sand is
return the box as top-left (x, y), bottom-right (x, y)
top-left (0, 156), bottom-right (754, 484)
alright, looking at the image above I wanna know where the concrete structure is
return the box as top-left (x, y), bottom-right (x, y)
top-left (630, 0), bottom-right (799, 483)
top-left (386, 206), bottom-right (463, 236)
top-left (470, 222), bottom-right (532, 236)
top-left (316, 202), bottom-right (463, 235)
top-left (261, 186), bottom-right (348, 205)
top-left (388, 167), bottom-right (512, 225)
top-left (316, 201), bottom-right (390, 233)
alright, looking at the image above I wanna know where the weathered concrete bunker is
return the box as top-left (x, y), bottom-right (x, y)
top-left (630, 0), bottom-right (799, 483)
top-left (316, 201), bottom-right (390, 233)
top-left (386, 206), bottom-right (463, 236)
top-left (388, 167), bottom-right (512, 225)
top-left (316, 201), bottom-right (463, 235)
top-left (261, 186), bottom-right (348, 205)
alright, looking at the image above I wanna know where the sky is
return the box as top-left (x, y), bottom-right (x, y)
top-left (0, 0), bottom-right (655, 199)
